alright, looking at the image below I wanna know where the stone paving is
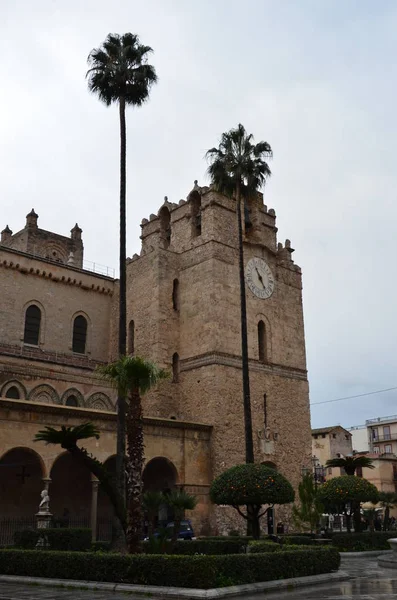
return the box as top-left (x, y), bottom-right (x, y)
top-left (0, 556), bottom-right (396, 599)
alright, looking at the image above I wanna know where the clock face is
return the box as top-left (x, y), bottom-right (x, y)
top-left (245, 258), bottom-right (275, 299)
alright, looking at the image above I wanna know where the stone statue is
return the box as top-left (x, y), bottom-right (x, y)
top-left (39, 489), bottom-right (50, 513)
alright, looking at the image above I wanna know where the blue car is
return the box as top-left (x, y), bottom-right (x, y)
top-left (165, 519), bottom-right (196, 540)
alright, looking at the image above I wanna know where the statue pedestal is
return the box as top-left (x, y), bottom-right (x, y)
top-left (35, 511), bottom-right (52, 548)
top-left (378, 538), bottom-right (397, 568)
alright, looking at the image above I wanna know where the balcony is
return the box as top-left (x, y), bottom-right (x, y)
top-left (372, 434), bottom-right (397, 442)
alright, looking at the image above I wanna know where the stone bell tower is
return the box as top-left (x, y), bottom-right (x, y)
top-left (126, 182), bottom-right (312, 531)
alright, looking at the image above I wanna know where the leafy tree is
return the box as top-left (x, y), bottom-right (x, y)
top-left (167, 489), bottom-right (197, 543)
top-left (142, 490), bottom-right (164, 537)
top-left (378, 491), bottom-right (397, 530)
top-left (210, 464), bottom-right (294, 539)
top-left (87, 33), bottom-right (157, 525)
top-left (34, 423), bottom-right (126, 533)
top-left (98, 355), bottom-right (168, 553)
top-left (318, 476), bottom-right (379, 533)
top-left (206, 125), bottom-right (272, 463)
top-left (326, 455), bottom-right (375, 476)
top-left (292, 473), bottom-right (324, 533)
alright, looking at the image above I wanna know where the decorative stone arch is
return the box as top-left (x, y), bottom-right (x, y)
top-left (0, 379), bottom-right (27, 400)
top-left (0, 445), bottom-right (47, 478)
top-left (61, 388), bottom-right (84, 407)
top-left (70, 311), bottom-right (91, 355)
top-left (21, 299), bottom-right (46, 345)
top-left (43, 241), bottom-right (68, 264)
top-left (158, 205), bottom-right (171, 249)
top-left (255, 313), bottom-right (272, 362)
top-left (86, 392), bottom-right (114, 411)
top-left (28, 384), bottom-right (61, 405)
top-left (143, 456), bottom-right (179, 491)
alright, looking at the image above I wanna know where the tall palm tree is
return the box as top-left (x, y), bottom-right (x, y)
top-left (86, 33), bottom-right (157, 517)
top-left (326, 455), bottom-right (375, 476)
top-left (206, 124), bottom-right (272, 463)
top-left (378, 491), bottom-right (397, 530)
top-left (34, 423), bottom-right (126, 533)
top-left (98, 356), bottom-right (168, 553)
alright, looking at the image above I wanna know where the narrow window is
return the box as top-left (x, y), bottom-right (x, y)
top-left (72, 315), bottom-right (87, 354)
top-left (190, 193), bottom-right (201, 237)
top-left (172, 353), bottom-right (179, 383)
top-left (172, 279), bottom-right (179, 311)
top-left (65, 395), bottom-right (78, 407)
top-left (159, 207), bottom-right (171, 249)
top-left (258, 320), bottom-right (266, 362)
top-left (244, 200), bottom-right (252, 231)
top-left (128, 320), bottom-right (135, 354)
top-left (5, 386), bottom-right (20, 399)
top-left (24, 305), bottom-right (41, 345)
top-left (374, 446), bottom-right (379, 454)
top-left (385, 444), bottom-right (392, 454)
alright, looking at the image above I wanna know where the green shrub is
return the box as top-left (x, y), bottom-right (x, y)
top-left (282, 536), bottom-right (314, 546)
top-left (14, 530), bottom-right (39, 549)
top-left (143, 539), bottom-right (248, 555)
top-left (0, 547), bottom-right (341, 588)
top-left (332, 532), bottom-right (395, 552)
top-left (249, 541), bottom-right (281, 553)
top-left (91, 541), bottom-right (112, 552)
top-left (14, 529), bottom-right (91, 552)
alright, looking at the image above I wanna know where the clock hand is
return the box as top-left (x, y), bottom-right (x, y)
top-left (255, 267), bottom-right (266, 289)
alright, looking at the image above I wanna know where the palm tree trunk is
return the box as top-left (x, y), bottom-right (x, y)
top-left (116, 95), bottom-right (127, 546)
top-left (384, 507), bottom-right (390, 531)
top-left (236, 183), bottom-right (254, 464)
top-left (67, 446), bottom-right (126, 533)
top-left (126, 388), bottom-right (144, 553)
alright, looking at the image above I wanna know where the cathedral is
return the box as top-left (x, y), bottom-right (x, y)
top-left (0, 183), bottom-right (311, 540)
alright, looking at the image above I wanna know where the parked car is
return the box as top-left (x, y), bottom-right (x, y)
top-left (165, 519), bottom-right (196, 540)
top-left (144, 519), bottom-right (196, 541)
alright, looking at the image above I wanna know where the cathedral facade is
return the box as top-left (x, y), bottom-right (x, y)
top-left (0, 183), bottom-right (311, 539)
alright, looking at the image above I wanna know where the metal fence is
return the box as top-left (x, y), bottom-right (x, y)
top-left (0, 517), bottom-right (114, 546)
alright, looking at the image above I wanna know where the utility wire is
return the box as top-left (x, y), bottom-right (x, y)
top-left (311, 385), bottom-right (397, 406)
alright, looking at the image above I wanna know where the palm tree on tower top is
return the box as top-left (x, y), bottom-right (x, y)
top-left (206, 124), bottom-right (272, 463)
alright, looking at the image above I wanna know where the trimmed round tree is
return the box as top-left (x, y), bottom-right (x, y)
top-left (210, 464), bottom-right (295, 539)
top-left (318, 476), bottom-right (379, 533)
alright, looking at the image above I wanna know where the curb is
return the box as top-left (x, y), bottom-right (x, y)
top-left (340, 550), bottom-right (393, 558)
top-left (0, 571), bottom-right (350, 599)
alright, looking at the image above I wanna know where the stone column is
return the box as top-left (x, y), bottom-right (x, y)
top-left (42, 477), bottom-right (51, 492)
top-left (91, 477), bottom-right (99, 543)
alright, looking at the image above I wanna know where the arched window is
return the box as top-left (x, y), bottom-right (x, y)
top-left (5, 386), bottom-right (20, 399)
top-left (128, 320), bottom-right (135, 355)
top-left (159, 207), bottom-right (171, 249)
top-left (172, 279), bottom-right (179, 311)
top-left (258, 320), bottom-right (266, 362)
top-left (172, 353), bottom-right (179, 383)
top-left (190, 193), bottom-right (201, 237)
top-left (24, 305), bottom-right (41, 345)
top-left (65, 395), bottom-right (78, 407)
top-left (72, 315), bottom-right (87, 354)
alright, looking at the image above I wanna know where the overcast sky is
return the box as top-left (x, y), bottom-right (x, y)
top-left (1, 1), bottom-right (397, 430)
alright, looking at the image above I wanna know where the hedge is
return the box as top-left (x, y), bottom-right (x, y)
top-left (332, 532), bottom-right (395, 552)
top-left (248, 541), bottom-right (281, 553)
top-left (281, 536), bottom-right (314, 546)
top-left (0, 548), bottom-right (341, 588)
top-left (14, 529), bottom-right (91, 552)
top-left (157, 539), bottom-right (249, 555)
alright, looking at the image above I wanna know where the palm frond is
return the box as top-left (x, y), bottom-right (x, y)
top-left (86, 32), bottom-right (158, 107)
top-left (206, 124), bottom-right (272, 200)
top-left (97, 355), bottom-right (169, 396)
top-left (34, 423), bottom-right (100, 449)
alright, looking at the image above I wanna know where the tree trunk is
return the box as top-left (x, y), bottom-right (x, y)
top-left (67, 446), bottom-right (126, 533)
top-left (172, 514), bottom-right (182, 544)
top-left (125, 387), bottom-right (144, 553)
top-left (353, 504), bottom-right (362, 533)
top-left (383, 507), bottom-right (390, 531)
top-left (236, 184), bottom-right (254, 464)
top-left (249, 505), bottom-right (261, 540)
top-left (345, 512), bottom-right (351, 533)
top-left (116, 95), bottom-right (127, 549)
